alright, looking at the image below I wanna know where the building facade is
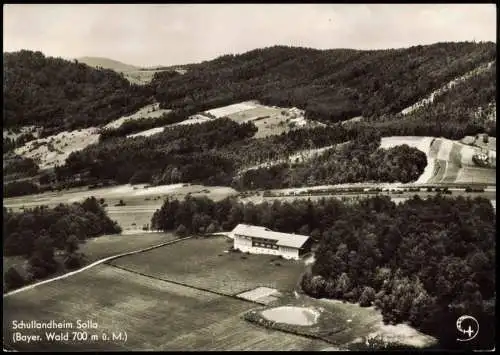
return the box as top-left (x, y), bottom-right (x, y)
top-left (231, 224), bottom-right (311, 260)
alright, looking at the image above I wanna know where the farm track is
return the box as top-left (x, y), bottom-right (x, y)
top-left (3, 236), bottom-right (193, 298)
top-left (105, 263), bottom-right (261, 305)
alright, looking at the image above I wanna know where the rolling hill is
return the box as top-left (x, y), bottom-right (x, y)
top-left (150, 42), bottom-right (496, 124)
top-left (3, 43), bottom-right (496, 196)
top-left (76, 56), bottom-right (140, 72)
top-left (3, 50), bottom-right (152, 136)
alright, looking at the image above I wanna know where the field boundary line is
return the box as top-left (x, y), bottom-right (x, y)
top-left (105, 263), bottom-right (262, 305)
top-left (3, 235), bottom-right (193, 298)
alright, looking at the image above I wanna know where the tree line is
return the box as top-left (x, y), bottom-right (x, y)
top-left (302, 195), bottom-right (495, 351)
top-left (54, 121), bottom-right (398, 190)
top-left (3, 155), bottom-right (39, 179)
top-left (151, 194), bottom-right (495, 350)
top-left (11, 120), bottom-right (429, 195)
top-left (56, 118), bottom-right (256, 186)
top-left (3, 197), bottom-right (122, 290)
top-left (235, 135), bottom-right (427, 189)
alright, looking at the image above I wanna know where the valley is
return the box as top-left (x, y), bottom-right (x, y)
top-left (3, 36), bottom-right (496, 352)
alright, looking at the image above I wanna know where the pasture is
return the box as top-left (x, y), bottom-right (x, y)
top-left (461, 135), bottom-right (496, 152)
top-left (2, 232), bottom-right (176, 288)
top-left (126, 114), bottom-right (212, 139)
top-left (79, 233), bottom-right (177, 262)
top-left (380, 136), bottom-right (496, 185)
top-left (109, 236), bottom-right (305, 296)
top-left (3, 263), bottom-right (329, 351)
top-left (123, 69), bottom-right (168, 85)
top-left (103, 103), bottom-right (171, 130)
top-left (14, 128), bottom-right (100, 170)
top-left (202, 101), bottom-right (320, 138)
top-left (4, 183), bottom-right (237, 234)
top-left (12, 103), bottom-right (173, 169)
top-left (3, 183), bottom-right (237, 210)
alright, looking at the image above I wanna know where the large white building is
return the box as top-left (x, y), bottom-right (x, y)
top-left (231, 224), bottom-right (311, 260)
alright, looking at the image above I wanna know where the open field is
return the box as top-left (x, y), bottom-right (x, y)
top-left (124, 101), bottom-right (320, 139)
top-left (12, 103), bottom-right (174, 169)
top-left (14, 128), bottom-right (100, 170)
top-left (123, 70), bottom-right (168, 85)
top-left (109, 236), bottom-right (305, 296)
top-left (127, 126), bottom-right (165, 138)
top-left (126, 114), bottom-right (212, 138)
top-left (3, 232), bottom-right (176, 286)
top-left (3, 184), bottom-right (237, 210)
top-left (80, 233), bottom-right (177, 262)
top-left (3, 184), bottom-right (237, 234)
top-left (341, 116), bottom-right (364, 125)
top-left (3, 264), bottom-right (330, 351)
top-left (103, 103), bottom-right (171, 129)
top-left (202, 101), bottom-right (322, 138)
top-left (4, 233), bottom-right (441, 351)
top-left (239, 144), bottom-right (337, 174)
top-left (455, 167), bottom-right (497, 185)
top-left (461, 134), bottom-right (496, 152)
top-left (205, 102), bottom-right (259, 118)
top-left (380, 136), bottom-right (496, 185)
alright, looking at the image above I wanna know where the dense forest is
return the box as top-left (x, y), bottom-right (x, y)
top-left (3, 50), bottom-right (152, 135)
top-left (3, 198), bottom-right (121, 290)
top-left (55, 119), bottom-right (427, 189)
top-left (347, 61), bottom-right (497, 139)
top-left (151, 194), bottom-right (495, 350)
top-left (235, 137), bottom-right (427, 190)
top-left (150, 42), bottom-right (495, 124)
top-left (2, 43), bottom-right (496, 195)
top-left (57, 118), bottom-right (257, 186)
top-left (3, 155), bottom-right (39, 178)
top-left (3, 180), bottom-right (40, 197)
top-left (3, 43), bottom-right (495, 139)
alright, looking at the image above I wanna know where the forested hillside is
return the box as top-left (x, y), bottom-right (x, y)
top-left (4, 43), bottom-right (495, 138)
top-left (57, 118), bottom-right (258, 186)
top-left (151, 42), bottom-right (495, 124)
top-left (3, 50), bottom-right (152, 136)
top-left (3, 43), bottom-right (496, 195)
top-left (351, 60), bottom-right (496, 139)
top-left (56, 119), bottom-right (429, 189)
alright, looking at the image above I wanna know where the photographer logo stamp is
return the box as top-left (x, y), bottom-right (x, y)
top-left (456, 315), bottom-right (479, 342)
